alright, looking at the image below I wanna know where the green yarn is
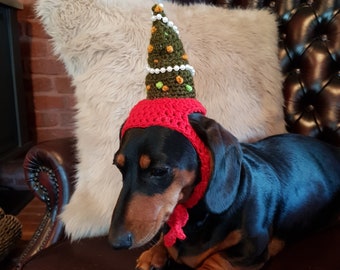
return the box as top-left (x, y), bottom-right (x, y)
top-left (145, 4), bottom-right (196, 99)
top-left (185, 85), bottom-right (193, 92)
top-left (156, 81), bottom-right (164, 89)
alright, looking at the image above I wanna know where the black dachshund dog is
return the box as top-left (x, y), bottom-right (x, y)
top-left (109, 113), bottom-right (340, 270)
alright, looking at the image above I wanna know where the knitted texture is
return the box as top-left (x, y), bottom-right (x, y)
top-left (121, 98), bottom-right (211, 247)
top-left (121, 98), bottom-right (205, 137)
top-left (121, 4), bottom-right (212, 247)
top-left (145, 4), bottom-right (195, 99)
top-left (0, 208), bottom-right (22, 261)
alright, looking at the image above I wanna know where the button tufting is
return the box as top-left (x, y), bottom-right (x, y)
top-left (321, 34), bottom-right (328, 42)
top-left (307, 0), bottom-right (314, 5)
top-left (296, 68), bottom-right (301, 74)
top-left (269, 1), bottom-right (275, 8)
top-left (305, 104), bottom-right (314, 112)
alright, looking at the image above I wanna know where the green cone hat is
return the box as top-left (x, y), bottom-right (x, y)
top-left (146, 3), bottom-right (196, 99)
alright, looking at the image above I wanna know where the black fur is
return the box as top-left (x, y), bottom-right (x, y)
top-left (185, 113), bottom-right (340, 265)
top-left (110, 113), bottom-right (340, 268)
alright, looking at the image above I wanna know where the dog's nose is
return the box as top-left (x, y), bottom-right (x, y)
top-left (108, 231), bottom-right (133, 249)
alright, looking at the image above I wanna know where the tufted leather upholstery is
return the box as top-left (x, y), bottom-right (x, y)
top-left (18, 1), bottom-right (340, 269)
top-left (278, 2), bottom-right (340, 145)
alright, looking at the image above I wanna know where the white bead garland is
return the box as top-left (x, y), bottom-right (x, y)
top-left (151, 14), bottom-right (179, 35)
top-left (148, 3), bottom-right (195, 77)
top-left (147, 64), bottom-right (195, 76)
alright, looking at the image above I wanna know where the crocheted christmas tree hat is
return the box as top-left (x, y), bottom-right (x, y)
top-left (121, 3), bottom-right (211, 247)
top-left (145, 4), bottom-right (196, 98)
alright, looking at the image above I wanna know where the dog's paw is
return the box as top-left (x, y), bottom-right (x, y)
top-left (136, 245), bottom-right (168, 270)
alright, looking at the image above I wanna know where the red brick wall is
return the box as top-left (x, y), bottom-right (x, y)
top-left (17, 0), bottom-right (76, 142)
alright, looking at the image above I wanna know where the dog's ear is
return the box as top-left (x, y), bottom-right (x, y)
top-left (189, 113), bottom-right (242, 214)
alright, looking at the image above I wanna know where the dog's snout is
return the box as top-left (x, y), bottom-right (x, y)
top-left (109, 231), bottom-right (133, 249)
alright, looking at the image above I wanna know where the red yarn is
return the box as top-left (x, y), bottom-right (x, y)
top-left (164, 204), bottom-right (188, 246)
top-left (121, 98), bottom-right (211, 247)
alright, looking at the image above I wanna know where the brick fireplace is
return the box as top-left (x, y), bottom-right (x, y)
top-left (17, 0), bottom-right (76, 143)
top-left (0, 0), bottom-right (75, 190)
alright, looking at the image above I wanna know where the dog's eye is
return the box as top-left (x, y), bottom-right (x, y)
top-left (150, 167), bottom-right (170, 177)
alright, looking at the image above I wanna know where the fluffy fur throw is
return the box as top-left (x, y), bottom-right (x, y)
top-left (36, 0), bottom-right (286, 240)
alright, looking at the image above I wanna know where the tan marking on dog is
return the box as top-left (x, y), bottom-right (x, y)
top-left (197, 253), bottom-right (263, 270)
top-left (125, 169), bottom-right (196, 247)
top-left (197, 253), bottom-right (233, 270)
top-left (139, 154), bottom-right (151, 169)
top-left (268, 237), bottom-right (285, 257)
top-left (197, 253), bottom-right (241, 270)
top-left (167, 230), bottom-right (243, 268)
top-left (115, 153), bottom-right (125, 167)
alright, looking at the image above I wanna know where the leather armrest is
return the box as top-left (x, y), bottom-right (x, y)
top-left (18, 137), bottom-right (76, 266)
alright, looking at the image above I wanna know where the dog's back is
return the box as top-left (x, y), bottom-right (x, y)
top-left (243, 133), bottom-right (340, 187)
top-left (241, 134), bottom-right (340, 238)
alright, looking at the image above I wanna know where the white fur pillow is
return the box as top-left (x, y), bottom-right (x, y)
top-left (36, 0), bottom-right (286, 240)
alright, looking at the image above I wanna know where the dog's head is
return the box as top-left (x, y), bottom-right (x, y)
top-left (108, 113), bottom-right (242, 249)
top-left (108, 125), bottom-right (199, 248)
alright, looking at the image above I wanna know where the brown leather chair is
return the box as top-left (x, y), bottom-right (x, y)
top-left (17, 0), bottom-right (340, 269)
